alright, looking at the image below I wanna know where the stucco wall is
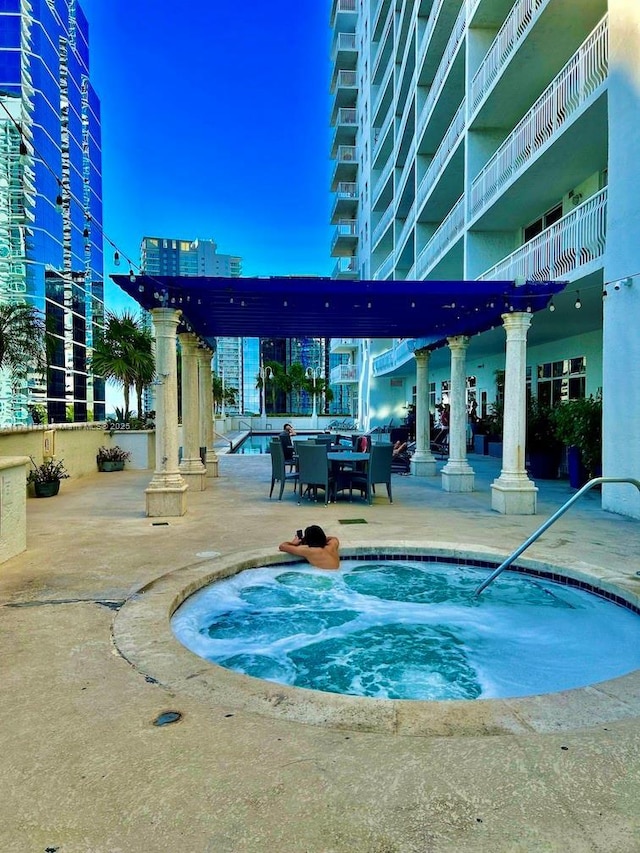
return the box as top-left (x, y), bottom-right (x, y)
top-left (0, 457), bottom-right (30, 564)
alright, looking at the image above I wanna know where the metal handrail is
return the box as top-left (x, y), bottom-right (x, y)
top-left (474, 477), bottom-right (640, 597)
top-left (238, 420), bottom-right (252, 434)
top-left (212, 430), bottom-right (233, 447)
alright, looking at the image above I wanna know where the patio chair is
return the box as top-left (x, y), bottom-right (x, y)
top-left (348, 442), bottom-right (394, 504)
top-left (269, 440), bottom-right (299, 500)
top-left (297, 442), bottom-right (335, 505)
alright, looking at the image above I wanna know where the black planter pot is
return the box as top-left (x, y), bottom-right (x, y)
top-left (99, 460), bottom-right (125, 472)
top-left (567, 446), bottom-right (589, 489)
top-left (528, 449), bottom-right (560, 480)
top-left (34, 480), bottom-right (60, 498)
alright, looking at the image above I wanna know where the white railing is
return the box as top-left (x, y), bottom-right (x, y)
top-left (334, 70), bottom-right (357, 90)
top-left (372, 203), bottom-right (394, 247)
top-left (395, 199), bottom-right (416, 255)
top-left (336, 181), bottom-right (358, 198)
top-left (416, 0), bottom-right (466, 143)
top-left (417, 0), bottom-right (447, 74)
top-left (337, 107), bottom-right (357, 125)
top-left (372, 155), bottom-right (394, 207)
top-left (373, 249), bottom-right (395, 280)
top-left (373, 57), bottom-right (394, 122)
top-left (330, 363), bottom-right (359, 384)
top-left (330, 337), bottom-right (359, 351)
top-left (335, 0), bottom-right (356, 13)
top-left (372, 106), bottom-right (393, 163)
top-left (417, 98), bottom-right (466, 213)
top-left (372, 8), bottom-right (393, 81)
top-left (372, 339), bottom-right (414, 376)
top-left (395, 138), bottom-right (416, 204)
top-left (470, 0), bottom-right (548, 114)
top-left (332, 32), bottom-right (357, 60)
top-left (477, 187), bottom-right (607, 282)
top-left (332, 258), bottom-right (358, 278)
top-left (415, 194), bottom-right (465, 278)
top-left (336, 145), bottom-right (357, 163)
top-left (331, 219), bottom-right (358, 250)
top-left (470, 17), bottom-right (608, 218)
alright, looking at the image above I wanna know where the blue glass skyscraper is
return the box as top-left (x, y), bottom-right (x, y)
top-left (0, 0), bottom-right (104, 424)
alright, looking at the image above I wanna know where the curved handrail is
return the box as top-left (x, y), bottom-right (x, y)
top-left (474, 477), bottom-right (640, 597)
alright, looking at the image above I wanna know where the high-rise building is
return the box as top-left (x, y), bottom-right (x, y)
top-left (329, 0), bottom-right (640, 516)
top-left (139, 236), bottom-right (250, 414)
top-left (0, 0), bottom-right (105, 425)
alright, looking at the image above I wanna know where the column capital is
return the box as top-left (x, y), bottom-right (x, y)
top-left (196, 345), bottom-right (213, 364)
top-left (501, 311), bottom-right (533, 336)
top-left (446, 335), bottom-right (470, 351)
top-left (177, 331), bottom-right (201, 352)
top-left (414, 347), bottom-right (431, 363)
top-left (150, 307), bottom-right (182, 331)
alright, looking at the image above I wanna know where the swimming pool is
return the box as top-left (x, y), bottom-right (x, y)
top-left (231, 432), bottom-right (322, 454)
top-left (171, 558), bottom-right (640, 701)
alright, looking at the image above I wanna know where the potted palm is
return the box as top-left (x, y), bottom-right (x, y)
top-left (551, 395), bottom-right (602, 487)
top-left (96, 445), bottom-right (131, 472)
top-left (26, 457), bottom-right (69, 497)
top-left (526, 398), bottom-right (562, 479)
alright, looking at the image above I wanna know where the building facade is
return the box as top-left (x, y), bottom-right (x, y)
top-left (329, 0), bottom-right (640, 517)
top-left (0, 0), bottom-right (105, 425)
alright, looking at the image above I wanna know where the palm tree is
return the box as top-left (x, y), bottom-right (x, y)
top-left (91, 311), bottom-right (155, 418)
top-left (0, 302), bottom-right (47, 378)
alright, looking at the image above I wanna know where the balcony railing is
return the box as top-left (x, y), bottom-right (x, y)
top-left (331, 32), bottom-right (357, 61)
top-left (395, 199), bottom-right (416, 255)
top-left (372, 57), bottom-right (394, 124)
top-left (470, 0), bottom-right (548, 114)
top-left (372, 339), bottom-right (414, 376)
top-left (330, 337), bottom-right (359, 352)
top-left (372, 107), bottom-right (393, 162)
top-left (415, 194), bottom-right (465, 279)
top-left (335, 181), bottom-right (358, 198)
top-left (372, 8), bottom-right (393, 82)
top-left (336, 107), bottom-right (357, 125)
top-left (336, 145), bottom-right (357, 163)
top-left (334, 70), bottom-right (357, 91)
top-left (330, 363), bottom-right (359, 384)
top-left (332, 258), bottom-right (358, 279)
top-left (417, 0), bottom-right (447, 76)
top-left (477, 187), bottom-right (607, 282)
top-left (372, 154), bottom-right (394, 207)
top-left (331, 219), bottom-right (358, 251)
top-left (372, 203), bottom-right (394, 247)
top-left (470, 17), bottom-right (608, 219)
top-left (416, 1), bottom-right (466, 143)
top-left (373, 249), bottom-right (395, 280)
top-left (417, 98), bottom-right (466, 213)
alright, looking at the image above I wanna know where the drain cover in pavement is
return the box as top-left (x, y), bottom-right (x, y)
top-left (153, 711), bottom-right (182, 727)
top-left (338, 518), bottom-right (368, 524)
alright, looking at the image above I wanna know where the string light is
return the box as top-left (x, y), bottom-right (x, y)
top-left (549, 297), bottom-right (556, 312)
top-left (574, 291), bottom-right (582, 309)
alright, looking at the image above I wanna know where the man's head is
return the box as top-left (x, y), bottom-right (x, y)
top-left (304, 525), bottom-right (327, 548)
top-left (284, 423), bottom-right (293, 434)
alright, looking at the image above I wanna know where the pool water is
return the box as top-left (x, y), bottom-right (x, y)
top-left (171, 561), bottom-right (640, 701)
top-left (231, 433), bottom-right (322, 454)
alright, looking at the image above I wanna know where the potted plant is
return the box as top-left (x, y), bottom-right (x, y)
top-left (526, 397), bottom-right (562, 479)
top-left (551, 395), bottom-right (602, 488)
top-left (483, 399), bottom-right (504, 458)
top-left (96, 445), bottom-right (131, 472)
top-left (26, 457), bottom-right (69, 497)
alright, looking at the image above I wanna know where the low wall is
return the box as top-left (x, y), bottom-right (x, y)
top-left (0, 424), bottom-right (154, 480)
top-left (0, 456), bottom-right (30, 564)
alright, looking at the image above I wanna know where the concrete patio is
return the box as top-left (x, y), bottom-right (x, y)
top-left (2, 451), bottom-right (640, 852)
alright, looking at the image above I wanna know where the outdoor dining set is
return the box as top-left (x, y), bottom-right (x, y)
top-left (268, 433), bottom-right (394, 505)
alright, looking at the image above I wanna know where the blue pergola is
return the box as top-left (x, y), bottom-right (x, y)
top-left (111, 276), bottom-right (566, 346)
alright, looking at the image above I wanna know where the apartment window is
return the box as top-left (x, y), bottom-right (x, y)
top-left (524, 203), bottom-right (563, 243)
top-left (537, 357), bottom-right (586, 406)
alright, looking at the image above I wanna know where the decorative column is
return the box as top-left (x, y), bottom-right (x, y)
top-left (491, 312), bottom-right (537, 514)
top-left (197, 346), bottom-right (218, 477)
top-left (411, 348), bottom-right (437, 477)
top-left (145, 308), bottom-right (188, 517)
top-left (178, 332), bottom-right (207, 491)
top-left (441, 335), bottom-right (475, 492)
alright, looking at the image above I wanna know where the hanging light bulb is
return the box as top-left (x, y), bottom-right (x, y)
top-left (114, 251), bottom-right (121, 266)
top-left (129, 268), bottom-right (136, 283)
top-left (83, 227), bottom-right (89, 238)
top-left (549, 298), bottom-right (556, 312)
top-left (575, 291), bottom-right (582, 309)
top-left (55, 193), bottom-right (63, 211)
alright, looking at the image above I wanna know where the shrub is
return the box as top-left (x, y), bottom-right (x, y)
top-left (26, 457), bottom-right (69, 484)
top-left (96, 445), bottom-right (131, 463)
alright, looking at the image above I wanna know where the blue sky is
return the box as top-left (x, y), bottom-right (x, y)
top-left (80, 1), bottom-right (334, 314)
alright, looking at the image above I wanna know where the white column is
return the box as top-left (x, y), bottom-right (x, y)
top-left (178, 332), bottom-right (207, 491)
top-left (411, 348), bottom-right (437, 477)
top-left (197, 346), bottom-right (218, 478)
top-left (491, 312), bottom-right (537, 514)
top-left (145, 308), bottom-right (188, 517)
top-left (441, 336), bottom-right (475, 492)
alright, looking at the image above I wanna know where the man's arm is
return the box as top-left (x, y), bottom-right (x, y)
top-left (279, 537), bottom-right (306, 557)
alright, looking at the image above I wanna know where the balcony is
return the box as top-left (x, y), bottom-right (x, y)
top-left (373, 249), bottom-right (395, 281)
top-left (470, 17), bottom-right (608, 221)
top-left (331, 70), bottom-right (358, 111)
top-left (372, 339), bottom-right (414, 377)
top-left (416, 97), bottom-right (465, 219)
top-left (371, 203), bottom-right (394, 249)
top-left (415, 194), bottom-right (465, 279)
top-left (331, 32), bottom-right (357, 69)
top-left (332, 257), bottom-right (358, 279)
top-left (477, 187), bottom-right (607, 282)
top-left (330, 363), bottom-right (359, 384)
top-left (331, 106), bottom-right (358, 151)
top-left (331, 145), bottom-right (358, 187)
top-left (331, 219), bottom-right (358, 255)
top-left (331, 181), bottom-right (359, 223)
top-left (330, 338), bottom-right (360, 353)
top-left (330, 0), bottom-right (357, 30)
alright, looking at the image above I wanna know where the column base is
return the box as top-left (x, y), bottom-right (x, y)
top-left (441, 467), bottom-right (475, 492)
top-left (206, 450), bottom-right (219, 478)
top-left (411, 454), bottom-right (438, 477)
top-left (180, 470), bottom-right (207, 491)
top-left (145, 483), bottom-right (188, 517)
top-left (491, 477), bottom-right (538, 514)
